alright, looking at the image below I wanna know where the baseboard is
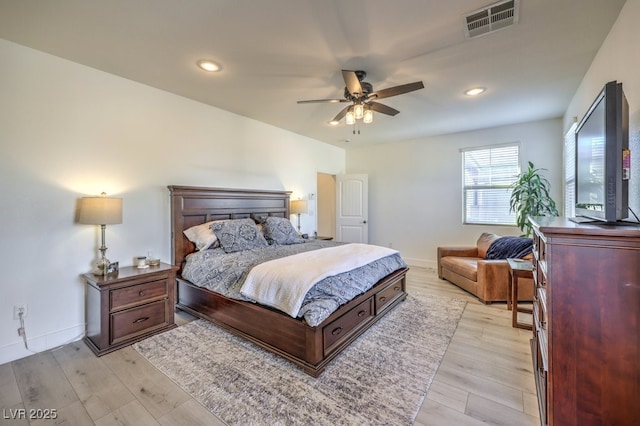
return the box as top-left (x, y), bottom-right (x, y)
top-left (404, 258), bottom-right (437, 271)
top-left (0, 323), bottom-right (85, 365)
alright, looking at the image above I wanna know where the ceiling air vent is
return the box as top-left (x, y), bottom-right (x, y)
top-left (464, 0), bottom-right (519, 39)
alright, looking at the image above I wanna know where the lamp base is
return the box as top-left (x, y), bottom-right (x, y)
top-left (93, 256), bottom-right (110, 276)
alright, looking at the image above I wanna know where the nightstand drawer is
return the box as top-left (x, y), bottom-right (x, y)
top-left (110, 278), bottom-right (168, 311)
top-left (110, 300), bottom-right (169, 345)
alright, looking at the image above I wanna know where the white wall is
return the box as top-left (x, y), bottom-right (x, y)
top-left (0, 39), bottom-right (345, 364)
top-left (564, 0), bottom-right (640, 215)
top-left (346, 118), bottom-right (563, 267)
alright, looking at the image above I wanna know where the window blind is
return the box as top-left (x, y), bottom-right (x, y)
top-left (462, 144), bottom-right (519, 225)
top-left (563, 120), bottom-right (577, 217)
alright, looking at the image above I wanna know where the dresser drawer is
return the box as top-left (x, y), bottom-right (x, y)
top-left (110, 278), bottom-right (168, 311)
top-left (323, 297), bottom-right (374, 353)
top-left (110, 300), bottom-right (169, 345)
top-left (375, 278), bottom-right (404, 314)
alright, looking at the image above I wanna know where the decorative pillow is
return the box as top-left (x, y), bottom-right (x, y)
top-left (183, 221), bottom-right (221, 251)
top-left (262, 216), bottom-right (305, 245)
top-left (476, 232), bottom-right (500, 258)
top-left (212, 218), bottom-right (268, 253)
top-left (485, 236), bottom-right (533, 260)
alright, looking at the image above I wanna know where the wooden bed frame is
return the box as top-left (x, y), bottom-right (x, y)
top-left (169, 185), bottom-right (408, 377)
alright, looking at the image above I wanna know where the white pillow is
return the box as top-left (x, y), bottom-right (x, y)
top-left (183, 221), bottom-right (221, 251)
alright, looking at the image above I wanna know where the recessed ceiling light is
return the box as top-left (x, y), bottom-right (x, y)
top-left (196, 60), bottom-right (222, 72)
top-left (329, 120), bottom-right (340, 126)
top-left (465, 87), bottom-right (486, 96)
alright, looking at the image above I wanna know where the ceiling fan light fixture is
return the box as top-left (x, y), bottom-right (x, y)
top-left (354, 103), bottom-right (364, 120)
top-left (345, 109), bottom-right (355, 125)
top-left (196, 60), bottom-right (222, 72)
top-left (465, 87), bottom-right (486, 96)
top-left (363, 107), bottom-right (373, 124)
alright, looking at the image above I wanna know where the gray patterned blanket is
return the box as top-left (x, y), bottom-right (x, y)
top-left (181, 240), bottom-right (407, 326)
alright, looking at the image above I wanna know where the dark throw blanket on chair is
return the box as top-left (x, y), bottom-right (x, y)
top-left (485, 236), bottom-right (533, 259)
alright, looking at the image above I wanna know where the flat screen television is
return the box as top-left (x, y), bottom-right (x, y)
top-left (574, 80), bottom-right (630, 223)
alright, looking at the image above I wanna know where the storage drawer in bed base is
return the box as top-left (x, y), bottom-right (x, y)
top-left (323, 297), bottom-right (374, 354)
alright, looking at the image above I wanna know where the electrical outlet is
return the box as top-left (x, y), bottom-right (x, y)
top-left (13, 305), bottom-right (27, 320)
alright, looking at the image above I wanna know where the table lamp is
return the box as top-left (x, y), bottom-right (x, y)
top-left (290, 199), bottom-right (308, 233)
top-left (79, 193), bottom-right (123, 275)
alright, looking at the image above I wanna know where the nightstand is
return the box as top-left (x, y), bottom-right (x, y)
top-left (83, 262), bottom-right (178, 356)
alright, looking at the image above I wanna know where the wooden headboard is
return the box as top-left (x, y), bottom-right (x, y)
top-left (168, 186), bottom-right (291, 272)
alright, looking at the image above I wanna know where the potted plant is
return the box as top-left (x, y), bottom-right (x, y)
top-left (509, 161), bottom-right (559, 236)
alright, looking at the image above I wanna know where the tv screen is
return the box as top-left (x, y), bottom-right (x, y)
top-left (575, 81), bottom-right (629, 223)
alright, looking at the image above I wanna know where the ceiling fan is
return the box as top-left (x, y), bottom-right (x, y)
top-left (297, 70), bottom-right (424, 126)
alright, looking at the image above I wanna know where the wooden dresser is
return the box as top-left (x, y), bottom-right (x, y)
top-left (84, 263), bottom-right (178, 356)
top-left (529, 216), bottom-right (639, 425)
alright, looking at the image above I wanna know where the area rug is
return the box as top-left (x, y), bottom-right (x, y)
top-left (133, 293), bottom-right (466, 425)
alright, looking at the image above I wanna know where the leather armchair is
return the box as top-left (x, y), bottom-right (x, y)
top-left (437, 233), bottom-right (533, 304)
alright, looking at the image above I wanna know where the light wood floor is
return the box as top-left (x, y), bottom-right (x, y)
top-left (0, 267), bottom-right (539, 425)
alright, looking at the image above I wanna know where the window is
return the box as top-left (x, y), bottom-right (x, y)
top-left (462, 143), bottom-right (520, 225)
top-left (563, 120), bottom-right (578, 217)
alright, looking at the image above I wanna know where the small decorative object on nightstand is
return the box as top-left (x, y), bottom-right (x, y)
top-left (106, 261), bottom-right (119, 275)
top-left (83, 262), bottom-right (178, 356)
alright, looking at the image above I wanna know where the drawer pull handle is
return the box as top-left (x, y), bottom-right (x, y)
top-left (138, 291), bottom-right (145, 296)
top-left (331, 327), bottom-right (343, 336)
top-left (357, 310), bottom-right (367, 317)
top-left (379, 296), bottom-right (387, 303)
top-left (393, 286), bottom-right (400, 291)
top-left (133, 316), bottom-right (150, 324)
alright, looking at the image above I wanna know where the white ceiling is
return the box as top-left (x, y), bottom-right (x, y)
top-left (0, 0), bottom-right (626, 147)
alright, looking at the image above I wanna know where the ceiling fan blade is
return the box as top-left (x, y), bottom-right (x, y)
top-left (331, 106), bottom-right (351, 123)
top-left (297, 98), bottom-right (348, 104)
top-left (369, 81), bottom-right (424, 100)
top-left (368, 101), bottom-right (400, 116)
top-left (342, 70), bottom-right (363, 97)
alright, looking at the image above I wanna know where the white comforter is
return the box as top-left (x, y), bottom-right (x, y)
top-left (240, 243), bottom-right (399, 318)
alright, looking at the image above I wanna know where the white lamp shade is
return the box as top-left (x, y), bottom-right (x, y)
top-left (78, 196), bottom-right (123, 225)
top-left (290, 199), bottom-right (308, 215)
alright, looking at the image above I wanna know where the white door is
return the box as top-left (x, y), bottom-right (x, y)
top-left (336, 174), bottom-right (368, 243)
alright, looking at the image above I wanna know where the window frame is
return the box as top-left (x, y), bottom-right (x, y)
top-left (461, 142), bottom-right (520, 226)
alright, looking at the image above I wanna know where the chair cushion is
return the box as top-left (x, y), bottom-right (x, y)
top-left (440, 256), bottom-right (478, 281)
top-left (477, 233), bottom-right (500, 258)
